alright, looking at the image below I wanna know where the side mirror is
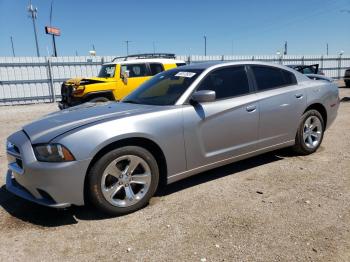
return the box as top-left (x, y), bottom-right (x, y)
top-left (191, 90), bottom-right (216, 103)
top-left (122, 70), bottom-right (130, 85)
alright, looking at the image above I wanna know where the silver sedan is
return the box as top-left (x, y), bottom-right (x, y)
top-left (6, 61), bottom-right (339, 215)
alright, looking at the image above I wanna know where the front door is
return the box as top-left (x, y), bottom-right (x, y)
top-left (183, 65), bottom-right (259, 170)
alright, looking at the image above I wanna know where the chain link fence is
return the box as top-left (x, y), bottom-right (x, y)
top-left (0, 55), bottom-right (349, 105)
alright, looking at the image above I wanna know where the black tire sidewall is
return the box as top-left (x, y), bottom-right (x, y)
top-left (89, 97), bottom-right (109, 103)
top-left (88, 146), bottom-right (159, 215)
top-left (295, 110), bottom-right (325, 155)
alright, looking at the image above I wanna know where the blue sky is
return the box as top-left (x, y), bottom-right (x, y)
top-left (0, 0), bottom-right (349, 56)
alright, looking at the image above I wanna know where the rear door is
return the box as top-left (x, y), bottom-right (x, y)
top-left (119, 63), bottom-right (151, 99)
top-left (183, 65), bottom-right (259, 169)
top-left (249, 65), bottom-right (307, 148)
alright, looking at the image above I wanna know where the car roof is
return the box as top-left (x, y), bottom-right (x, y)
top-left (104, 58), bottom-right (186, 65)
top-left (177, 61), bottom-right (311, 83)
top-left (178, 61), bottom-right (296, 70)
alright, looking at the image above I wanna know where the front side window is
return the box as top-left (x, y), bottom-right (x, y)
top-left (197, 66), bottom-right (250, 99)
top-left (251, 66), bottom-right (287, 91)
top-left (123, 69), bottom-right (203, 105)
top-left (98, 65), bottom-right (116, 78)
top-left (121, 64), bottom-right (148, 78)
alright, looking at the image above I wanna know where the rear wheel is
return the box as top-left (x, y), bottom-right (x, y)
top-left (88, 146), bottom-right (159, 215)
top-left (292, 110), bottom-right (324, 155)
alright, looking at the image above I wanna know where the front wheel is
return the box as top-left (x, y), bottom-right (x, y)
top-left (292, 110), bottom-right (324, 155)
top-left (88, 146), bottom-right (159, 215)
top-left (88, 97), bottom-right (110, 103)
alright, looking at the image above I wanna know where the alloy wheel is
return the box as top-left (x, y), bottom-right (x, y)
top-left (303, 115), bottom-right (323, 149)
top-left (101, 155), bottom-right (152, 207)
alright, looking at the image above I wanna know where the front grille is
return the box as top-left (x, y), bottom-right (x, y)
top-left (7, 142), bottom-right (24, 175)
top-left (16, 158), bottom-right (23, 169)
top-left (61, 83), bottom-right (74, 103)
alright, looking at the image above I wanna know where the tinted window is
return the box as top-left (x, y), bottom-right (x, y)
top-left (281, 70), bottom-right (297, 85)
top-left (123, 69), bottom-right (203, 105)
top-left (98, 65), bottom-right (115, 78)
top-left (121, 64), bottom-right (148, 78)
top-left (176, 63), bottom-right (187, 67)
top-left (149, 63), bottom-right (164, 75)
top-left (251, 66), bottom-right (287, 91)
top-left (197, 66), bottom-right (250, 99)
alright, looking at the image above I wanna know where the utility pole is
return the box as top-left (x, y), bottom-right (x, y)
top-left (10, 36), bottom-right (16, 57)
top-left (28, 1), bottom-right (40, 57)
top-left (231, 40), bottom-right (234, 56)
top-left (124, 40), bottom-right (131, 56)
top-left (284, 41), bottom-right (288, 55)
top-left (204, 35), bottom-right (207, 56)
top-left (152, 41), bottom-right (156, 54)
top-left (326, 43), bottom-right (329, 56)
top-left (49, 1), bottom-right (58, 57)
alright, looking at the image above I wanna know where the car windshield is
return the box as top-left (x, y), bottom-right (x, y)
top-left (98, 65), bottom-right (116, 78)
top-left (122, 69), bottom-right (203, 105)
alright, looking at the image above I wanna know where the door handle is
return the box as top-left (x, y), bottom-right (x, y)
top-left (295, 94), bottom-right (304, 99)
top-left (246, 105), bottom-right (257, 112)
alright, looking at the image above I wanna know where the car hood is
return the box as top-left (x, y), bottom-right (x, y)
top-left (64, 77), bottom-right (116, 86)
top-left (23, 102), bottom-right (158, 144)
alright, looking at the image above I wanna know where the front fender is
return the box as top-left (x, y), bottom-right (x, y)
top-left (52, 108), bottom-right (187, 178)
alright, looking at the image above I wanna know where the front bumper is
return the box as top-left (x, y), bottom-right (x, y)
top-left (59, 83), bottom-right (83, 110)
top-left (5, 130), bottom-right (91, 208)
top-left (58, 100), bottom-right (82, 110)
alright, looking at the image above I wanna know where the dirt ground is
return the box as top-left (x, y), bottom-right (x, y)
top-left (0, 85), bottom-right (349, 262)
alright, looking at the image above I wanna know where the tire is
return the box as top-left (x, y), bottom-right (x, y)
top-left (88, 97), bottom-right (110, 103)
top-left (292, 110), bottom-right (324, 155)
top-left (345, 81), bottom-right (350, 88)
top-left (88, 146), bottom-right (159, 215)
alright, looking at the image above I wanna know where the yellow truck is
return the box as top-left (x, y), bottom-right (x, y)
top-left (59, 53), bottom-right (186, 109)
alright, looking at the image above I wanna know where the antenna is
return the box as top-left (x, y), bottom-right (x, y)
top-left (27, 0), bottom-right (40, 56)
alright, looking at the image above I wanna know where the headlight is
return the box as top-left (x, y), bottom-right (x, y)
top-left (33, 144), bottom-right (75, 162)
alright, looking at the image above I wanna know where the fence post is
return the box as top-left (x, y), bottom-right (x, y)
top-left (47, 58), bottom-right (56, 103)
top-left (301, 56), bottom-right (304, 65)
top-left (320, 55), bottom-right (324, 71)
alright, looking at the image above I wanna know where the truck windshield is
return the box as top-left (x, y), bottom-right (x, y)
top-left (98, 65), bottom-right (116, 78)
top-left (123, 68), bottom-right (203, 106)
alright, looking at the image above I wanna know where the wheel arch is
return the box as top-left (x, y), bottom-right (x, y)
top-left (84, 137), bottom-right (168, 204)
top-left (304, 103), bottom-right (327, 128)
top-left (83, 90), bottom-right (115, 102)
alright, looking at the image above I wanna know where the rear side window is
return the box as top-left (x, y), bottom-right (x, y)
top-left (281, 70), bottom-right (297, 85)
top-left (121, 64), bottom-right (148, 78)
top-left (176, 63), bottom-right (187, 67)
top-left (197, 66), bottom-right (250, 100)
top-left (149, 63), bottom-right (164, 76)
top-left (251, 66), bottom-right (295, 91)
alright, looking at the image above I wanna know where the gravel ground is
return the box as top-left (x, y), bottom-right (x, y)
top-left (0, 85), bottom-right (349, 262)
